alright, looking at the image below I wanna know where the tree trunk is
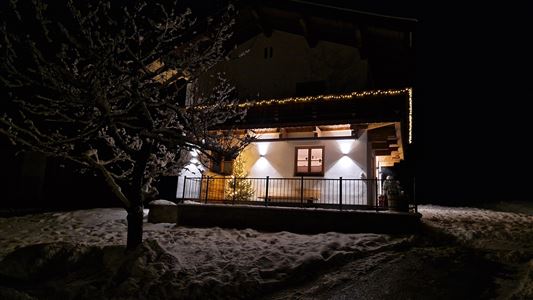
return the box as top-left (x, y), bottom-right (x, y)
top-left (125, 142), bottom-right (153, 250)
top-left (126, 203), bottom-right (144, 249)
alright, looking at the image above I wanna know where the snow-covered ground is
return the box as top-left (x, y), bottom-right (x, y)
top-left (420, 204), bottom-right (533, 261)
top-left (0, 203), bottom-right (531, 299)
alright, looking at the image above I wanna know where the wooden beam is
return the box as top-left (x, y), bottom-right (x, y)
top-left (285, 126), bottom-right (315, 133)
top-left (314, 126), bottom-right (322, 137)
top-left (279, 128), bottom-right (287, 139)
top-left (252, 128), bottom-right (279, 135)
top-left (374, 149), bottom-right (392, 156)
top-left (368, 124), bottom-right (396, 141)
top-left (387, 137), bottom-right (398, 145)
top-left (350, 124), bottom-right (367, 139)
top-left (319, 124), bottom-right (352, 131)
top-left (251, 135), bottom-right (362, 143)
top-left (371, 141), bottom-right (389, 150)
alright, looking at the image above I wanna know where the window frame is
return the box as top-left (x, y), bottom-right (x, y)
top-left (294, 146), bottom-right (325, 176)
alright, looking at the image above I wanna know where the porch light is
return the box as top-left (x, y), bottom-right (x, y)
top-left (337, 140), bottom-right (354, 155)
top-left (257, 142), bottom-right (270, 156)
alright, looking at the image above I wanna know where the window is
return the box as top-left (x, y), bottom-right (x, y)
top-left (263, 46), bottom-right (273, 59)
top-left (295, 146), bottom-right (324, 176)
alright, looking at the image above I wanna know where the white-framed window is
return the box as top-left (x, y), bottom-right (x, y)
top-left (295, 146), bottom-right (324, 176)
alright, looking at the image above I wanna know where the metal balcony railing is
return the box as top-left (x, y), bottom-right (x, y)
top-left (180, 176), bottom-right (417, 213)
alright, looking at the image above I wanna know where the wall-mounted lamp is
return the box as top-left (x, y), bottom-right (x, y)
top-left (257, 142), bottom-right (270, 156)
top-left (337, 140), bottom-right (355, 155)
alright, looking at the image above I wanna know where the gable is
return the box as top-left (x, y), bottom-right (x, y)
top-left (198, 30), bottom-right (368, 100)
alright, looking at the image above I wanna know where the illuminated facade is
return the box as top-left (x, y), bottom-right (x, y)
top-left (177, 1), bottom-right (415, 207)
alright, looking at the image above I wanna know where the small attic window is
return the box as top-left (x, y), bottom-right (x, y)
top-left (263, 47), bottom-right (273, 59)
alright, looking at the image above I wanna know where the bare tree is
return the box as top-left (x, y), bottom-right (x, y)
top-left (0, 0), bottom-right (251, 248)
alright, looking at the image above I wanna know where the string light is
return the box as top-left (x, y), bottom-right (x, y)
top-left (240, 87), bottom-right (414, 144)
top-left (408, 88), bottom-right (413, 144)
top-left (237, 88), bottom-right (412, 108)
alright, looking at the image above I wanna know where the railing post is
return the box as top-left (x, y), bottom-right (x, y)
top-left (375, 178), bottom-right (379, 212)
top-left (413, 177), bottom-right (417, 213)
top-left (232, 177), bottom-right (237, 205)
top-left (182, 176), bottom-right (187, 201)
top-left (198, 175), bottom-right (204, 201)
top-left (339, 177), bottom-right (343, 210)
top-left (300, 176), bottom-right (304, 206)
top-left (265, 176), bottom-right (270, 207)
top-left (205, 176), bottom-right (210, 204)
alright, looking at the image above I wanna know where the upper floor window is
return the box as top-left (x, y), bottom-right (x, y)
top-left (295, 146), bottom-right (324, 176)
top-left (263, 46), bottom-right (273, 59)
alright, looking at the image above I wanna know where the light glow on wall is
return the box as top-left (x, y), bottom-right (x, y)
top-left (337, 140), bottom-right (355, 155)
top-left (250, 156), bottom-right (279, 176)
top-left (328, 155), bottom-right (358, 175)
top-left (256, 142), bottom-right (270, 156)
top-left (184, 162), bottom-right (203, 174)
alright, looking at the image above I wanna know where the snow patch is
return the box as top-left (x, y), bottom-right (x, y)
top-left (182, 200), bottom-right (202, 205)
top-left (148, 199), bottom-right (177, 206)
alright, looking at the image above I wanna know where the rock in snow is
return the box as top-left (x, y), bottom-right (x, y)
top-left (148, 199), bottom-right (177, 206)
top-left (148, 199), bottom-right (178, 223)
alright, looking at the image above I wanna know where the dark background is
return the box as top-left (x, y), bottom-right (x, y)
top-left (413, 2), bottom-right (532, 204)
top-left (311, 1), bottom-right (532, 204)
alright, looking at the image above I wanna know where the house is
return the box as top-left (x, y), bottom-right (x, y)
top-left (176, 1), bottom-right (416, 211)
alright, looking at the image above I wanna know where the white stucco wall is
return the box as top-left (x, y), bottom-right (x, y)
top-left (239, 132), bottom-right (369, 204)
top-left (197, 30), bottom-right (368, 100)
top-left (176, 133), bottom-right (371, 205)
top-left (241, 135), bottom-right (366, 179)
top-left (175, 152), bottom-right (204, 199)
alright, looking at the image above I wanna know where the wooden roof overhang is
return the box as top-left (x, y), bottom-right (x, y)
top-left (228, 88), bottom-right (410, 129)
top-left (213, 87), bottom-right (412, 163)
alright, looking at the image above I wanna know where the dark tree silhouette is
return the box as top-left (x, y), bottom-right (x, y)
top-left (0, 0), bottom-right (251, 249)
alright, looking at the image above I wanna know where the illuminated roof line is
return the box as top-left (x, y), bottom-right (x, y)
top-left (239, 87), bottom-right (412, 108)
